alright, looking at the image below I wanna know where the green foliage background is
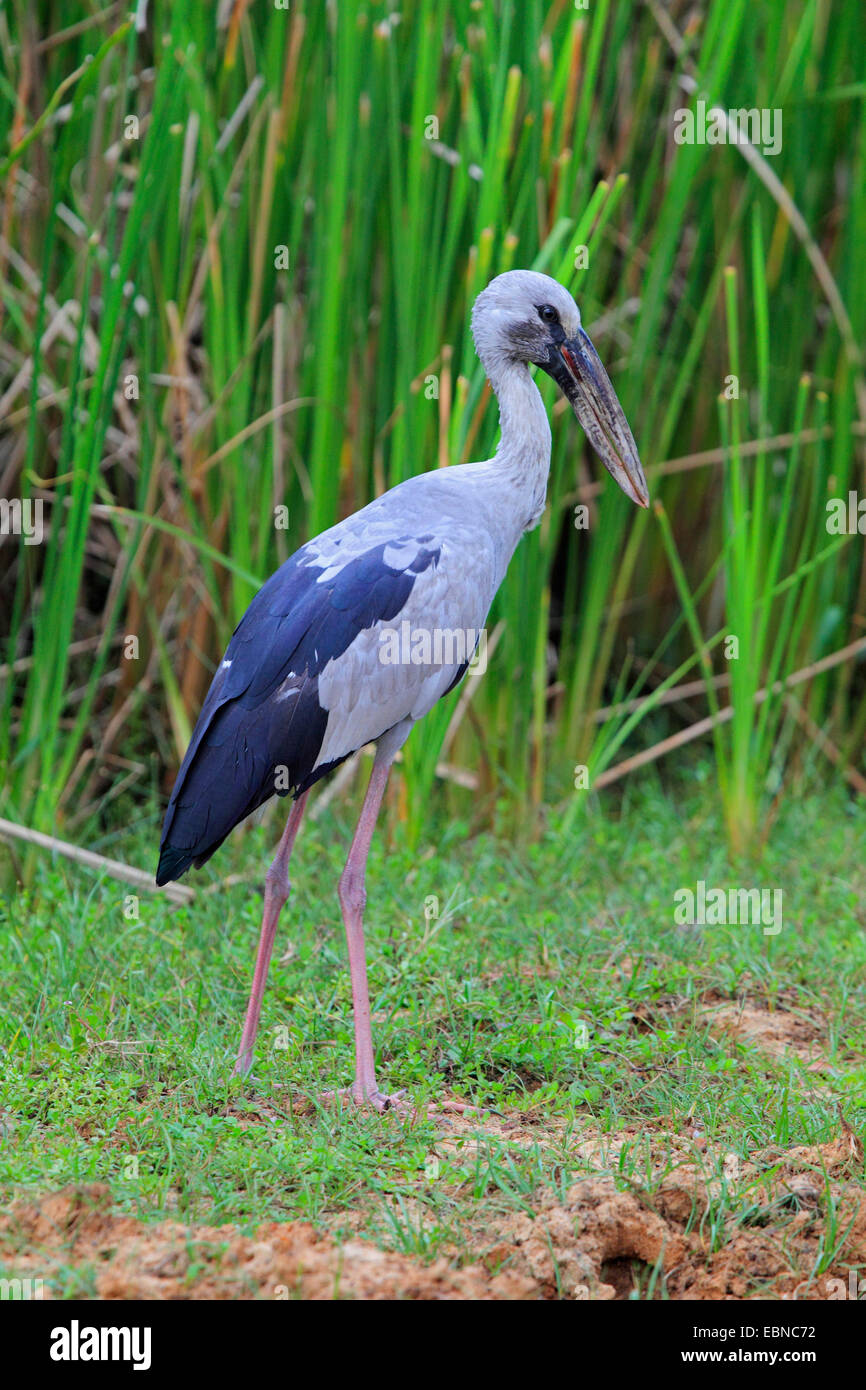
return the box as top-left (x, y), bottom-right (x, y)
top-left (1, 0), bottom-right (864, 864)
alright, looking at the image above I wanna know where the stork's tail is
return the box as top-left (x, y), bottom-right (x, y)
top-left (155, 843), bottom-right (199, 886)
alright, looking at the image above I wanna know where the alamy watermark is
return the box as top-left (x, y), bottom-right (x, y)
top-left (823, 1271), bottom-right (866, 1300)
top-left (0, 497), bottom-right (43, 545)
top-left (826, 492), bottom-right (866, 534)
top-left (49, 1320), bottom-right (151, 1370)
top-left (1, 1277), bottom-right (44, 1299)
top-left (674, 880), bottom-right (782, 936)
top-left (378, 622), bottom-right (487, 675)
top-left (674, 100), bottom-right (782, 158)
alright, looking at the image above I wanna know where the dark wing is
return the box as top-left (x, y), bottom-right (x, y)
top-left (156, 535), bottom-right (441, 884)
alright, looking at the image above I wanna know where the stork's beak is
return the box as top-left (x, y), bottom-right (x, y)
top-left (541, 327), bottom-right (649, 508)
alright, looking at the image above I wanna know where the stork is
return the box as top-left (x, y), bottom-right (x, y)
top-left (157, 270), bottom-right (648, 1112)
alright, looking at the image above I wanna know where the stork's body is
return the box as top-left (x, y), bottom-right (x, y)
top-left (157, 270), bottom-right (648, 1110)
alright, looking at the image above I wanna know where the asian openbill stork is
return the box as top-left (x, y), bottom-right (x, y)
top-left (157, 270), bottom-right (648, 1111)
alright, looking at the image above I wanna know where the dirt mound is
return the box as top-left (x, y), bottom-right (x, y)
top-left (4, 1116), bottom-right (864, 1302)
top-left (0, 1184), bottom-right (540, 1300)
top-left (488, 1177), bottom-right (681, 1298)
top-left (702, 999), bottom-right (827, 1065)
top-left (481, 1127), bottom-right (866, 1299)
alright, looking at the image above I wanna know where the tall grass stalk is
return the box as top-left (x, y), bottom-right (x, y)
top-left (0, 1), bottom-right (863, 873)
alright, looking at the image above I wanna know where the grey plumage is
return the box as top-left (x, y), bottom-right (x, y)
top-left (156, 268), bottom-right (648, 1106)
top-left (157, 270), bottom-right (647, 886)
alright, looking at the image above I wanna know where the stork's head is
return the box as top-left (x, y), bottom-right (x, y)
top-left (471, 269), bottom-right (649, 508)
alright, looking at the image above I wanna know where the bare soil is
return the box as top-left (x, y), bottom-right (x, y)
top-left (3, 997), bottom-right (862, 1300)
top-left (2, 1120), bottom-right (863, 1300)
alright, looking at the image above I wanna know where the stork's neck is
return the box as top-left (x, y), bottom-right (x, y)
top-left (485, 356), bottom-right (552, 530)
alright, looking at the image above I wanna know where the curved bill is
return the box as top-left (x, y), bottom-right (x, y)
top-left (541, 326), bottom-right (649, 508)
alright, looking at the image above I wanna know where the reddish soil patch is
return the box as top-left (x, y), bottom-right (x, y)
top-left (701, 998), bottom-right (828, 1067)
top-left (0, 1185), bottom-right (534, 1300)
top-left (483, 1129), bottom-right (866, 1300)
top-left (2, 1122), bottom-right (863, 1300)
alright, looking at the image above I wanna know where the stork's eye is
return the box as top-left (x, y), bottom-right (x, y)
top-left (537, 303), bottom-right (560, 326)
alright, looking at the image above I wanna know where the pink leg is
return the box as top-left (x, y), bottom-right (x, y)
top-left (331, 739), bottom-right (479, 1117)
top-left (233, 792), bottom-right (308, 1076)
top-left (337, 745), bottom-right (395, 1106)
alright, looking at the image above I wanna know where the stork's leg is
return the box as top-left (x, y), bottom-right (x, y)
top-left (329, 733), bottom-right (478, 1117)
top-left (232, 791), bottom-right (308, 1077)
top-left (336, 741), bottom-right (396, 1108)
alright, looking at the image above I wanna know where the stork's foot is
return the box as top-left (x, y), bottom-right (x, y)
top-left (319, 1086), bottom-right (481, 1117)
top-left (423, 1097), bottom-right (481, 1116)
top-left (319, 1085), bottom-right (410, 1114)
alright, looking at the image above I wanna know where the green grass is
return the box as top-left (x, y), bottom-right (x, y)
top-left (1, 0), bottom-right (865, 1301)
top-left (1, 760), bottom-right (864, 1286)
